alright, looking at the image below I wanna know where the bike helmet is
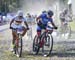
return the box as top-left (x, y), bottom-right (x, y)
top-left (42, 10), bottom-right (46, 14)
top-left (17, 10), bottom-right (23, 16)
top-left (47, 10), bottom-right (54, 17)
top-left (64, 9), bottom-right (68, 14)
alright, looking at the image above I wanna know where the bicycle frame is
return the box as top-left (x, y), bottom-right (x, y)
top-left (37, 29), bottom-right (53, 48)
top-left (33, 29), bottom-right (54, 56)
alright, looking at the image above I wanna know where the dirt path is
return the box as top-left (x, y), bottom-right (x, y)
top-left (0, 26), bottom-right (75, 60)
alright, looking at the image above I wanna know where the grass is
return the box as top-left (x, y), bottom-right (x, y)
top-left (69, 20), bottom-right (75, 31)
top-left (0, 50), bottom-right (50, 60)
top-left (0, 42), bottom-right (75, 60)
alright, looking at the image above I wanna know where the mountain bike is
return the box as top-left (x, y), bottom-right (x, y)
top-left (11, 28), bottom-right (23, 57)
top-left (33, 29), bottom-right (55, 56)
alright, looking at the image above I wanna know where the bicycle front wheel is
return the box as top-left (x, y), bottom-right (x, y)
top-left (41, 33), bottom-right (53, 56)
top-left (15, 34), bottom-right (23, 57)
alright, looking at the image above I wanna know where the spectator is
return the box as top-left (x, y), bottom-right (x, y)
top-left (26, 13), bottom-right (34, 24)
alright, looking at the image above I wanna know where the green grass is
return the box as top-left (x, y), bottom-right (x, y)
top-left (69, 20), bottom-right (75, 31)
top-left (0, 50), bottom-right (50, 60)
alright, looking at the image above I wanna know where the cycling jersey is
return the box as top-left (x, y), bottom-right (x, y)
top-left (37, 13), bottom-right (53, 31)
top-left (39, 13), bottom-right (53, 24)
top-left (11, 16), bottom-right (26, 30)
top-left (26, 16), bottom-right (34, 23)
top-left (13, 16), bottom-right (26, 24)
top-left (59, 12), bottom-right (65, 22)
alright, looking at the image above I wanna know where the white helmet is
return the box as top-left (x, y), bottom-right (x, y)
top-left (3, 16), bottom-right (6, 19)
top-left (17, 10), bottom-right (23, 16)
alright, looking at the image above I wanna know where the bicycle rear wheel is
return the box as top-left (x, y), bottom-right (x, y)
top-left (33, 35), bottom-right (40, 55)
top-left (41, 33), bottom-right (53, 56)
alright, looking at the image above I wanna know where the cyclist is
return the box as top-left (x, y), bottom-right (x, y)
top-left (59, 9), bottom-right (68, 26)
top-left (10, 10), bottom-right (29, 51)
top-left (60, 8), bottom-right (72, 24)
top-left (59, 9), bottom-right (72, 38)
top-left (26, 13), bottom-right (34, 24)
top-left (36, 10), bottom-right (57, 37)
top-left (26, 13), bottom-right (34, 39)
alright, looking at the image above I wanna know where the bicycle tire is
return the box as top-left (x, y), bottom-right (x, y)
top-left (33, 35), bottom-right (40, 55)
top-left (19, 38), bottom-right (22, 57)
top-left (48, 34), bottom-right (53, 56)
top-left (15, 34), bottom-right (23, 57)
top-left (33, 35), bottom-right (37, 52)
top-left (41, 33), bottom-right (53, 56)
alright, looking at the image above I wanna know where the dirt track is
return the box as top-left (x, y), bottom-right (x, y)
top-left (0, 25), bottom-right (75, 60)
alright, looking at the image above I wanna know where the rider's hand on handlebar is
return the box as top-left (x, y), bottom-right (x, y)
top-left (27, 27), bottom-right (29, 30)
top-left (10, 26), bottom-right (12, 29)
top-left (54, 26), bottom-right (58, 29)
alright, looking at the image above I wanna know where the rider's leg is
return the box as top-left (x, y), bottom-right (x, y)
top-left (11, 30), bottom-right (18, 51)
top-left (37, 25), bottom-right (41, 37)
top-left (37, 26), bottom-right (46, 48)
top-left (36, 25), bottom-right (41, 44)
top-left (12, 30), bottom-right (19, 46)
top-left (12, 30), bottom-right (16, 45)
top-left (37, 30), bottom-right (41, 37)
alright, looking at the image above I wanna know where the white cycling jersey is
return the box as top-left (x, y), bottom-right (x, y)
top-left (11, 16), bottom-right (26, 29)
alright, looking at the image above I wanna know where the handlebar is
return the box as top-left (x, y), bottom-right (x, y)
top-left (10, 27), bottom-right (17, 30)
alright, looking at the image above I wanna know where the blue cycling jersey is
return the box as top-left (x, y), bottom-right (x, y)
top-left (39, 13), bottom-right (52, 25)
top-left (37, 13), bottom-right (53, 31)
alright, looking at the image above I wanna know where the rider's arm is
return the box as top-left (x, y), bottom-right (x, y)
top-left (36, 15), bottom-right (42, 23)
top-left (36, 16), bottom-right (40, 22)
top-left (50, 18), bottom-right (57, 28)
top-left (10, 19), bottom-right (14, 27)
top-left (51, 21), bottom-right (56, 27)
top-left (24, 21), bottom-right (29, 29)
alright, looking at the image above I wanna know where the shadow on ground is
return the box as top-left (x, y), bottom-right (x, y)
top-left (50, 52), bottom-right (75, 57)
